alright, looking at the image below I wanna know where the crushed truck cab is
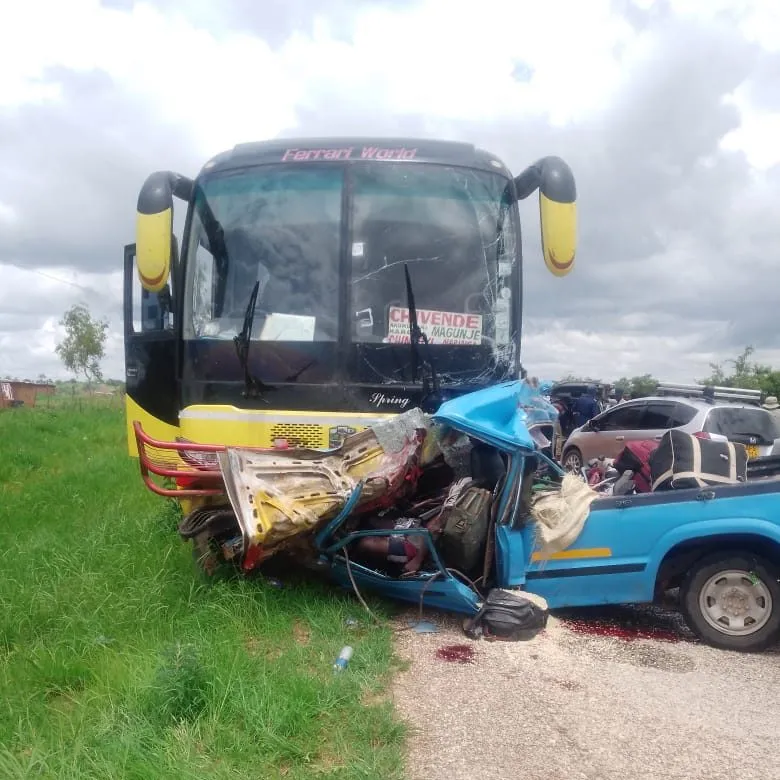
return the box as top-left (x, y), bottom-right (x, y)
top-left (134, 380), bottom-right (780, 653)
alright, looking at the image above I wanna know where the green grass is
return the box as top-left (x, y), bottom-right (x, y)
top-left (0, 404), bottom-right (405, 779)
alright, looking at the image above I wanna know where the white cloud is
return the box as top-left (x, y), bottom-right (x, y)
top-left (0, 0), bottom-right (778, 384)
top-left (0, 264), bottom-right (122, 380)
top-left (722, 105), bottom-right (780, 168)
top-left (0, 202), bottom-right (20, 226)
top-left (2, 1), bottom-right (300, 152)
top-left (2, 0), bottom-right (635, 152)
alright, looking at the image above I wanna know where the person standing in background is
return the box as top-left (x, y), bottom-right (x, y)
top-left (573, 385), bottom-right (600, 429)
top-left (761, 396), bottom-right (780, 437)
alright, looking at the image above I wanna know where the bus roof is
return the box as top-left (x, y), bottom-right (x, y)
top-left (199, 137), bottom-right (513, 178)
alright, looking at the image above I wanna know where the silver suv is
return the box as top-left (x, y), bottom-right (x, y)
top-left (560, 384), bottom-right (780, 472)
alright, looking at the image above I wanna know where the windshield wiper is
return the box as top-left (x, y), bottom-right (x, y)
top-left (234, 280), bottom-right (273, 400)
top-left (284, 359), bottom-right (317, 383)
top-left (403, 263), bottom-right (440, 405)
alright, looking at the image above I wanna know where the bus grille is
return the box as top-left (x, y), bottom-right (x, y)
top-left (270, 423), bottom-right (324, 449)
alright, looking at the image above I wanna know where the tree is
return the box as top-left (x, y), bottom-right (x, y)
top-left (556, 374), bottom-right (599, 383)
top-left (613, 374), bottom-right (659, 398)
top-left (700, 346), bottom-right (780, 400)
top-left (55, 304), bottom-right (109, 386)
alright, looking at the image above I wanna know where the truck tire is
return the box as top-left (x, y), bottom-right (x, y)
top-left (680, 551), bottom-right (780, 652)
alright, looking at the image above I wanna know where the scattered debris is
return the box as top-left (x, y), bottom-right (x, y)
top-left (409, 620), bottom-right (439, 634)
top-left (333, 645), bottom-right (353, 672)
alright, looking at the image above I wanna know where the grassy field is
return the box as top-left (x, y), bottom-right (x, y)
top-left (0, 404), bottom-right (405, 779)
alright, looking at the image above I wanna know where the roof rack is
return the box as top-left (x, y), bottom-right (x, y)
top-left (656, 382), bottom-right (762, 405)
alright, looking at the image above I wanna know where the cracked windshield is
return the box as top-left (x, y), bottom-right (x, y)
top-left (184, 162), bottom-right (517, 385)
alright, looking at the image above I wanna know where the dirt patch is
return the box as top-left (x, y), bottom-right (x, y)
top-left (310, 750), bottom-right (345, 773)
top-left (361, 687), bottom-right (391, 708)
top-left (292, 620), bottom-right (310, 646)
top-left (244, 636), bottom-right (283, 661)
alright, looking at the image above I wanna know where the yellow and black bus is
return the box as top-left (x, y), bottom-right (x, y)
top-left (123, 137), bottom-right (576, 458)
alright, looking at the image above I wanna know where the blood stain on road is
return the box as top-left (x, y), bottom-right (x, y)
top-left (435, 644), bottom-right (476, 663)
top-left (556, 604), bottom-right (694, 644)
top-left (563, 619), bottom-right (682, 643)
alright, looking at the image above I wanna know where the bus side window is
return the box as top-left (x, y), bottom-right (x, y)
top-left (189, 238), bottom-right (216, 336)
top-left (131, 265), bottom-right (172, 334)
top-left (140, 286), bottom-right (171, 332)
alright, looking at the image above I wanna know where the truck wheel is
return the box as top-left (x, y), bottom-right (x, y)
top-left (680, 552), bottom-right (780, 652)
top-left (562, 448), bottom-right (583, 473)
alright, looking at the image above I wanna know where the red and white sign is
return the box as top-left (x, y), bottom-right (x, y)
top-left (387, 307), bottom-right (482, 346)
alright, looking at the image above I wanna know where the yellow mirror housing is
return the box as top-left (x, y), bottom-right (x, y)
top-left (514, 156), bottom-right (577, 278)
top-left (136, 172), bottom-right (175, 292)
top-left (540, 193), bottom-right (577, 277)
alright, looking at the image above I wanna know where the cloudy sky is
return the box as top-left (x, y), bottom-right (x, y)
top-left (1, 0), bottom-right (778, 384)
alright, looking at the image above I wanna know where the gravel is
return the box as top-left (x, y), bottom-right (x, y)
top-left (391, 606), bottom-right (780, 780)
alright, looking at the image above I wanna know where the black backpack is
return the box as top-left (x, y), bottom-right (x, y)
top-left (463, 589), bottom-right (548, 642)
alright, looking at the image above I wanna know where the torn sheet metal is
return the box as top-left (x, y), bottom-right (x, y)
top-left (218, 408), bottom-right (429, 551)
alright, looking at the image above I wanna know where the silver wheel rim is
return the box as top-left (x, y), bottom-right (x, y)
top-left (698, 569), bottom-right (773, 637)
top-left (563, 452), bottom-right (581, 471)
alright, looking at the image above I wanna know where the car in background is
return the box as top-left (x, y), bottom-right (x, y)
top-left (548, 380), bottom-right (612, 451)
top-left (549, 381), bottom-right (611, 412)
top-left (560, 383), bottom-right (780, 472)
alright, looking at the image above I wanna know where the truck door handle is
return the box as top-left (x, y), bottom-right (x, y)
top-left (697, 490), bottom-right (716, 501)
top-left (615, 436), bottom-right (625, 442)
top-left (654, 435), bottom-right (663, 440)
top-left (615, 499), bottom-right (632, 508)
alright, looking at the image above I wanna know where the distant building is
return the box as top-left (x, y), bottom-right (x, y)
top-left (0, 381), bottom-right (57, 408)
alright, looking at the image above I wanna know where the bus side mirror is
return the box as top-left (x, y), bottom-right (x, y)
top-left (514, 156), bottom-right (577, 278)
top-left (135, 171), bottom-right (192, 293)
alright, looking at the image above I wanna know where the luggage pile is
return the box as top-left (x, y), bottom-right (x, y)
top-left (612, 430), bottom-right (748, 494)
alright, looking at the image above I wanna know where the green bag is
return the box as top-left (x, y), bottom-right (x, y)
top-left (439, 484), bottom-right (492, 574)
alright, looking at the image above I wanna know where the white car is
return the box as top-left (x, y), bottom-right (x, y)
top-left (561, 384), bottom-right (780, 472)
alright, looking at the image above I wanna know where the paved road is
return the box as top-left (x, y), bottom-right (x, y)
top-left (392, 605), bottom-right (780, 780)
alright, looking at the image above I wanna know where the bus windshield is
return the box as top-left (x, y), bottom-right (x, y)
top-left (185, 166), bottom-right (343, 343)
top-left (183, 161), bottom-right (518, 382)
top-left (350, 163), bottom-right (516, 353)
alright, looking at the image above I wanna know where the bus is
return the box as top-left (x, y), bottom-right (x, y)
top-left (124, 137), bottom-right (576, 458)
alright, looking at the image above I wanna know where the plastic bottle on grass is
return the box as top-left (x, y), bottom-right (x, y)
top-left (333, 645), bottom-right (353, 672)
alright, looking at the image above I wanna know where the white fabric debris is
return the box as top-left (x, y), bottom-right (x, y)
top-left (530, 474), bottom-right (600, 556)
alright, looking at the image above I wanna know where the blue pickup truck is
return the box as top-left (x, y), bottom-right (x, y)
top-left (316, 381), bottom-right (780, 653)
